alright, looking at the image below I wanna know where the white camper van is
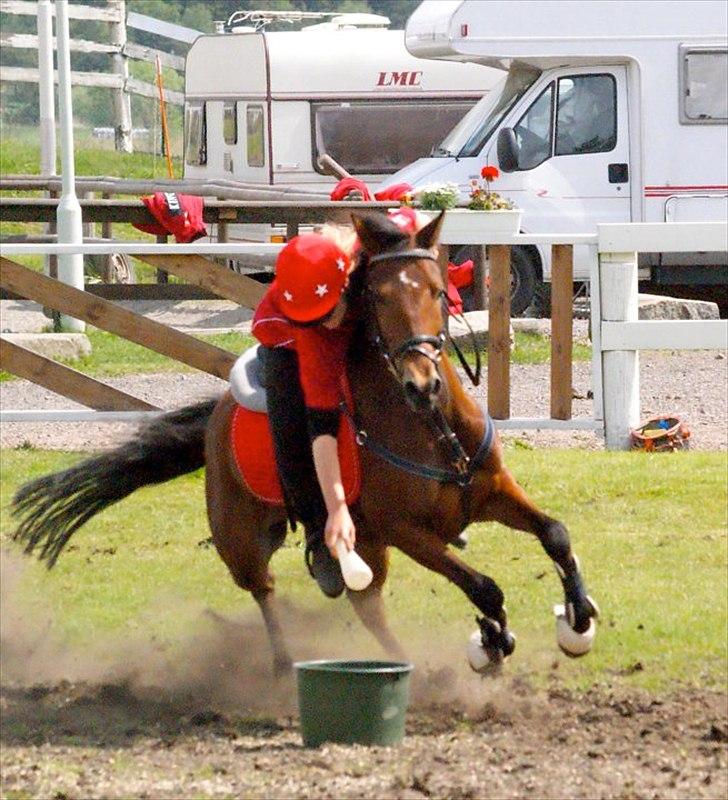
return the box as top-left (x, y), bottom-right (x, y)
top-left (183, 10), bottom-right (500, 193)
top-left (384, 0), bottom-right (728, 314)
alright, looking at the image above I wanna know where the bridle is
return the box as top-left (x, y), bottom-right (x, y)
top-left (340, 244), bottom-right (493, 487)
top-left (366, 247), bottom-right (447, 378)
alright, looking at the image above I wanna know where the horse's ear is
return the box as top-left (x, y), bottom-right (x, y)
top-left (415, 210), bottom-right (445, 250)
top-left (351, 212), bottom-right (404, 255)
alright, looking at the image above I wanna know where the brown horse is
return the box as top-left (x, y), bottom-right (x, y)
top-left (11, 211), bottom-right (598, 674)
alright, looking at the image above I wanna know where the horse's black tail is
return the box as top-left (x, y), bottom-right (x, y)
top-left (11, 398), bottom-right (219, 568)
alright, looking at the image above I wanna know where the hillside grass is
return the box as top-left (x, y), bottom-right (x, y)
top-left (0, 132), bottom-right (183, 279)
top-left (1, 447), bottom-right (725, 694)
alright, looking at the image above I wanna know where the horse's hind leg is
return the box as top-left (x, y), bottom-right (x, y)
top-left (205, 401), bottom-right (293, 674)
top-left (481, 468), bottom-right (599, 650)
top-left (345, 542), bottom-right (406, 660)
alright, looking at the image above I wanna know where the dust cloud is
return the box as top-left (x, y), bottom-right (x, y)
top-left (1, 548), bottom-right (546, 724)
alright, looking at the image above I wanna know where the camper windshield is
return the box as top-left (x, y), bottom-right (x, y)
top-left (433, 63), bottom-right (541, 158)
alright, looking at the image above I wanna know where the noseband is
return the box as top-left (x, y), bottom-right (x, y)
top-left (366, 247), bottom-right (447, 375)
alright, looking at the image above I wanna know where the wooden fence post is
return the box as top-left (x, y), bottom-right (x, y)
top-left (600, 250), bottom-right (639, 450)
top-left (487, 244), bottom-right (511, 419)
top-left (550, 244), bottom-right (573, 419)
top-left (471, 244), bottom-right (488, 310)
top-left (108, 0), bottom-right (132, 153)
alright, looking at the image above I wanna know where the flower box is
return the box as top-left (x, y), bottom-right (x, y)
top-left (420, 208), bottom-right (523, 244)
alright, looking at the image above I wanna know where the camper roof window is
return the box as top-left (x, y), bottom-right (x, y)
top-left (312, 100), bottom-right (474, 175)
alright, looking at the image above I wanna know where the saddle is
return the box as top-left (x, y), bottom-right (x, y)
top-left (229, 345), bottom-right (361, 505)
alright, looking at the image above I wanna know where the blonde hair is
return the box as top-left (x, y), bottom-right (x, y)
top-left (319, 223), bottom-right (358, 259)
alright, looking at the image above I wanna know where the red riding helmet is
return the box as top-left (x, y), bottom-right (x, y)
top-left (272, 234), bottom-right (351, 324)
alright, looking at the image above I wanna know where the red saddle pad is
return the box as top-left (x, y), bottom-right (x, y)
top-left (230, 403), bottom-right (361, 506)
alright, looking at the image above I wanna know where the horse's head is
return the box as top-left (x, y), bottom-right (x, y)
top-left (351, 211), bottom-right (446, 412)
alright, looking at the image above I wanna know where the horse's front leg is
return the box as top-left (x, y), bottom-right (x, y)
top-left (346, 540), bottom-right (407, 660)
top-left (393, 527), bottom-right (516, 671)
top-left (480, 468), bottom-right (599, 656)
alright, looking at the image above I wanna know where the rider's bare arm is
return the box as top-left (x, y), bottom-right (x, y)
top-left (312, 435), bottom-right (356, 555)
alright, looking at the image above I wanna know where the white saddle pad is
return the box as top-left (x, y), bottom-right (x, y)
top-left (229, 344), bottom-right (268, 413)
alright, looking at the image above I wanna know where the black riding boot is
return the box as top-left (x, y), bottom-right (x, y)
top-left (262, 346), bottom-right (345, 598)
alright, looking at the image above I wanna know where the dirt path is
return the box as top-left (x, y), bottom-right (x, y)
top-left (1, 351), bottom-right (726, 451)
top-left (1, 679), bottom-right (726, 800)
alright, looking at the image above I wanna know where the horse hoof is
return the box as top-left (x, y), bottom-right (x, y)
top-left (554, 603), bottom-right (596, 657)
top-left (466, 629), bottom-right (513, 674)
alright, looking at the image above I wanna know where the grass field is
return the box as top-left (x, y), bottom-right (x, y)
top-left (1, 447), bottom-right (725, 694)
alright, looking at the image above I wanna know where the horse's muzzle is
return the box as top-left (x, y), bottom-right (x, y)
top-left (402, 362), bottom-right (442, 411)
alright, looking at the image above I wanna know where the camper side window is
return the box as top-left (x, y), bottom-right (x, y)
top-left (223, 102), bottom-right (238, 145)
top-left (312, 101), bottom-right (474, 175)
top-left (513, 83), bottom-right (554, 170)
top-left (681, 47), bottom-right (728, 123)
top-left (555, 74), bottom-right (616, 156)
top-left (185, 102), bottom-right (207, 166)
top-left (247, 106), bottom-right (265, 168)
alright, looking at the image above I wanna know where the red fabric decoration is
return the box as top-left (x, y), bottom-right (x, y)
top-left (386, 205), bottom-right (419, 233)
top-left (133, 193), bottom-right (208, 243)
top-left (330, 178), bottom-right (373, 201)
top-left (448, 259), bottom-right (474, 289)
top-left (230, 384), bottom-right (361, 506)
top-left (374, 182), bottom-right (413, 201)
top-left (446, 281), bottom-right (463, 315)
top-left (271, 234), bottom-right (351, 323)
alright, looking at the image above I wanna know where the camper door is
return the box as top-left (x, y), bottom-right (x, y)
top-left (492, 66), bottom-right (632, 231)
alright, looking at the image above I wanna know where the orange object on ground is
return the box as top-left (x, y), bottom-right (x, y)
top-left (630, 416), bottom-right (691, 451)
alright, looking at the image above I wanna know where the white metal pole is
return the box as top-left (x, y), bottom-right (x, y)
top-left (37, 0), bottom-right (56, 176)
top-left (37, 0), bottom-right (57, 280)
top-left (54, 0), bottom-right (85, 332)
top-left (600, 251), bottom-right (639, 450)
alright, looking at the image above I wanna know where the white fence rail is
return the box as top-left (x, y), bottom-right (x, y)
top-left (595, 222), bottom-right (728, 449)
top-left (1, 221), bottom-right (726, 449)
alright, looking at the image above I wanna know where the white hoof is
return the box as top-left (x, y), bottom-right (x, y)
top-left (466, 628), bottom-right (516, 673)
top-left (466, 629), bottom-right (492, 672)
top-left (554, 603), bottom-right (596, 657)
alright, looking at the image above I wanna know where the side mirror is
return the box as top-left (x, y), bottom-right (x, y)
top-left (497, 128), bottom-right (520, 173)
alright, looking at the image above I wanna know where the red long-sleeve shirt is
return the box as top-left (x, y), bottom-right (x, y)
top-left (252, 287), bottom-right (352, 411)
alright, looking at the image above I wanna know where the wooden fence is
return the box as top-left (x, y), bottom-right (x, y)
top-left (0, 0), bottom-right (188, 154)
top-left (0, 194), bottom-right (396, 298)
top-left (3, 222), bottom-right (725, 446)
top-left (0, 233), bottom-right (585, 432)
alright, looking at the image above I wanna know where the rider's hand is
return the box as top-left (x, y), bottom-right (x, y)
top-left (325, 503), bottom-right (356, 556)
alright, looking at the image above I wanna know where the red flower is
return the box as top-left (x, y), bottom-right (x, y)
top-left (480, 165), bottom-right (500, 181)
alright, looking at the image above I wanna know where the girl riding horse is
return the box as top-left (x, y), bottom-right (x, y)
top-left (11, 211), bottom-right (598, 674)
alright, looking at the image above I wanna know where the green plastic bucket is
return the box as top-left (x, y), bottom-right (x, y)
top-left (294, 659), bottom-right (414, 747)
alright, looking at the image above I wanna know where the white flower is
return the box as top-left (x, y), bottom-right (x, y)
top-left (283, 290), bottom-right (293, 302)
top-left (314, 283), bottom-right (329, 298)
top-left (336, 258), bottom-right (346, 272)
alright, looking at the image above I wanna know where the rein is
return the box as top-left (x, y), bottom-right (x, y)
top-left (347, 243), bottom-right (492, 487)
